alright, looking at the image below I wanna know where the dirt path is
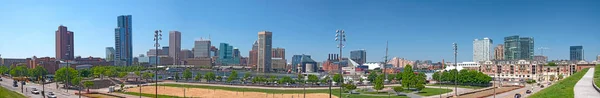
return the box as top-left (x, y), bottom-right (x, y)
top-left (126, 86), bottom-right (337, 98)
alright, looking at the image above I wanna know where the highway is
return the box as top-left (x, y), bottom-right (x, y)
top-left (0, 77), bottom-right (85, 98)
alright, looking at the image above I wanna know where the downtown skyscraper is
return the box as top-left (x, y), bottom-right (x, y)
top-left (248, 40), bottom-right (258, 67)
top-left (114, 15), bottom-right (133, 66)
top-left (504, 35), bottom-right (534, 60)
top-left (106, 47), bottom-right (115, 61)
top-left (570, 46), bottom-right (584, 61)
top-left (257, 31), bottom-right (272, 73)
top-left (350, 49), bottom-right (367, 65)
top-left (473, 37), bottom-right (492, 62)
top-left (55, 25), bottom-right (74, 60)
top-left (169, 31), bottom-right (181, 64)
top-left (193, 39), bottom-right (211, 58)
top-left (272, 48), bottom-right (285, 59)
top-left (494, 44), bottom-right (504, 60)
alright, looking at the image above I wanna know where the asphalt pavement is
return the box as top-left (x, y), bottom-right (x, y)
top-left (0, 77), bottom-right (85, 98)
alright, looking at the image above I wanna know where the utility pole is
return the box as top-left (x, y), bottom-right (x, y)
top-left (335, 29), bottom-right (346, 98)
top-left (453, 43), bottom-right (458, 98)
top-left (153, 30), bottom-right (162, 98)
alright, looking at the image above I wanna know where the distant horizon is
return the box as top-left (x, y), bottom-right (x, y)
top-left (1, 0), bottom-right (599, 62)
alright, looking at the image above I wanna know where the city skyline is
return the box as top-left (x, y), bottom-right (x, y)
top-left (1, 0), bottom-right (599, 62)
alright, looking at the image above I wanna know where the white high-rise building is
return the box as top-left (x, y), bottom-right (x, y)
top-left (473, 37), bottom-right (493, 62)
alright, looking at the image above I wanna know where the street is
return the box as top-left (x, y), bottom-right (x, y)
top-left (0, 77), bottom-right (85, 98)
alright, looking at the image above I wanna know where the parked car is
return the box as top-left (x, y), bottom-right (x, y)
top-left (167, 76), bottom-right (174, 80)
top-left (526, 90), bottom-right (532, 94)
top-left (13, 83), bottom-right (18, 87)
top-left (47, 92), bottom-right (57, 98)
top-left (541, 85), bottom-right (545, 88)
top-left (31, 88), bottom-right (40, 94)
top-left (0, 78), bottom-right (3, 81)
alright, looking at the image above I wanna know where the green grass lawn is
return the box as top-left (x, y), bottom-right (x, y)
top-left (0, 86), bottom-right (26, 98)
top-left (529, 68), bottom-right (589, 98)
top-left (427, 84), bottom-right (488, 89)
top-left (121, 83), bottom-right (411, 98)
top-left (594, 65), bottom-right (600, 88)
top-left (415, 87), bottom-right (453, 96)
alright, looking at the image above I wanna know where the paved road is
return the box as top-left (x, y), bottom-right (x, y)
top-left (424, 86), bottom-right (475, 98)
top-left (0, 77), bottom-right (85, 98)
top-left (574, 68), bottom-right (600, 98)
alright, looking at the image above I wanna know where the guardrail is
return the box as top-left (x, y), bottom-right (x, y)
top-left (593, 79), bottom-right (600, 93)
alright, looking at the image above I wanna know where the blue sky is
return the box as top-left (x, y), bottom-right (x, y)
top-left (0, 0), bottom-right (599, 62)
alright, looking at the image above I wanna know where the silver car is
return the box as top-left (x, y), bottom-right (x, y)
top-left (31, 88), bottom-right (40, 94)
top-left (47, 92), bottom-right (57, 98)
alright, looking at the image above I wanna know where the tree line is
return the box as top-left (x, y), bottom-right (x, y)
top-left (432, 69), bottom-right (492, 85)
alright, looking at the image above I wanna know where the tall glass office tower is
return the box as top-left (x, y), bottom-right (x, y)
top-left (115, 15), bottom-right (133, 66)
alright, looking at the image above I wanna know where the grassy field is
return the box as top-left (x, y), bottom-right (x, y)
top-left (120, 83), bottom-right (412, 98)
top-left (529, 68), bottom-right (589, 98)
top-left (427, 84), bottom-right (488, 89)
top-left (594, 65), bottom-right (600, 88)
top-left (416, 87), bottom-right (453, 96)
top-left (0, 86), bottom-right (26, 98)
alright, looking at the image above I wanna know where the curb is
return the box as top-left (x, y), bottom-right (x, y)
top-left (594, 79), bottom-right (600, 93)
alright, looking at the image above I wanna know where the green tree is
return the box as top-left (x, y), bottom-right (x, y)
top-left (71, 77), bottom-right (82, 86)
top-left (118, 72), bottom-right (127, 78)
top-left (373, 74), bottom-right (385, 92)
top-left (134, 71), bottom-right (141, 77)
top-left (91, 66), bottom-right (105, 79)
top-left (83, 81), bottom-right (94, 93)
top-left (227, 70), bottom-right (238, 83)
top-left (142, 72), bottom-right (153, 81)
top-left (393, 86), bottom-right (404, 93)
top-left (359, 78), bottom-right (364, 84)
top-left (402, 65), bottom-right (414, 88)
top-left (243, 72), bottom-right (251, 82)
top-left (174, 72), bottom-right (180, 80)
top-left (31, 66), bottom-right (48, 81)
top-left (103, 67), bottom-right (117, 78)
top-left (0, 66), bottom-right (9, 75)
top-left (183, 69), bottom-right (192, 81)
top-left (333, 74), bottom-right (343, 85)
top-left (547, 62), bottom-right (557, 66)
top-left (194, 72), bottom-right (202, 81)
top-left (367, 72), bottom-right (377, 83)
top-left (268, 76), bottom-right (277, 83)
top-left (55, 67), bottom-right (78, 84)
top-left (205, 72), bottom-right (215, 82)
top-left (320, 76), bottom-right (330, 84)
top-left (10, 65), bottom-right (28, 77)
top-left (216, 76), bottom-right (222, 81)
top-left (558, 74), bottom-right (564, 80)
top-left (79, 69), bottom-right (92, 78)
top-left (415, 83), bottom-right (425, 92)
top-left (432, 71), bottom-right (441, 81)
top-left (346, 84), bottom-right (357, 92)
top-left (307, 74), bottom-right (319, 84)
top-left (279, 76), bottom-right (293, 84)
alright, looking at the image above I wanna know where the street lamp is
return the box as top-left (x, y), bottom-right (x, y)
top-left (61, 59), bottom-right (70, 93)
top-left (453, 43), bottom-right (458, 98)
top-left (335, 29), bottom-right (346, 98)
top-left (153, 30), bottom-right (162, 98)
